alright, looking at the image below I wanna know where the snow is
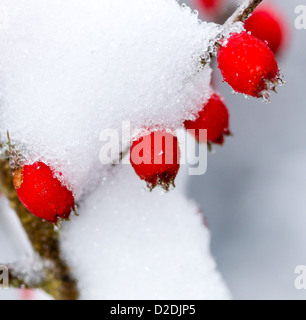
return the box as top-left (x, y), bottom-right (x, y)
top-left (0, 0), bottom-right (222, 199)
top-left (61, 159), bottom-right (230, 300)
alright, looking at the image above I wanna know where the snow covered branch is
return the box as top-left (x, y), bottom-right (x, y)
top-left (225, 0), bottom-right (263, 26)
top-left (0, 158), bottom-right (78, 300)
top-left (6, 257), bottom-right (48, 290)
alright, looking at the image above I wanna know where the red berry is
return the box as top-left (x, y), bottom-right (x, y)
top-left (244, 4), bottom-right (287, 55)
top-left (184, 93), bottom-right (230, 145)
top-left (218, 32), bottom-right (280, 98)
top-left (13, 162), bottom-right (75, 223)
top-left (130, 131), bottom-right (180, 191)
top-left (195, 0), bottom-right (224, 17)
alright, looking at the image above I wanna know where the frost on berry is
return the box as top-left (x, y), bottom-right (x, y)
top-left (217, 32), bottom-right (282, 100)
top-left (13, 162), bottom-right (75, 224)
top-left (184, 92), bottom-right (230, 146)
top-left (130, 131), bottom-right (180, 191)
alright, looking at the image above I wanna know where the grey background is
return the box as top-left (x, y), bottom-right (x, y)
top-left (0, 0), bottom-right (305, 300)
top-left (187, 0), bottom-right (306, 299)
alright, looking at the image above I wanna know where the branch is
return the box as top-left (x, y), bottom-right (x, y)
top-left (224, 0), bottom-right (263, 26)
top-left (0, 0), bottom-right (263, 300)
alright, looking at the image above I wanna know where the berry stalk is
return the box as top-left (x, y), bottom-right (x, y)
top-left (224, 0), bottom-right (263, 26)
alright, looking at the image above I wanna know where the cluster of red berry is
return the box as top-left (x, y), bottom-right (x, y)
top-left (130, 1), bottom-right (285, 193)
top-left (11, 2), bottom-right (286, 224)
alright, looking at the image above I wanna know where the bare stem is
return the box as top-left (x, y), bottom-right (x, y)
top-left (0, 159), bottom-right (78, 300)
top-left (224, 0), bottom-right (263, 26)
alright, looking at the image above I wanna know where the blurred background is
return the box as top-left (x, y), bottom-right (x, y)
top-left (187, 0), bottom-right (306, 299)
top-left (0, 0), bottom-right (305, 300)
